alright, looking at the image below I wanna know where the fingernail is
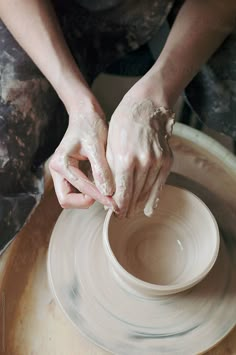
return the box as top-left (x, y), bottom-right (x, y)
top-left (104, 198), bottom-right (119, 214)
top-left (112, 204), bottom-right (120, 215)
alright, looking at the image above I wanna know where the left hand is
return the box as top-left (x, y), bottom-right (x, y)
top-left (49, 100), bottom-right (117, 211)
top-left (106, 91), bottom-right (175, 218)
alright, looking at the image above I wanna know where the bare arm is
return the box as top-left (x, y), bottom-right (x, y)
top-left (0, 0), bottom-right (116, 210)
top-left (132, 0), bottom-right (236, 107)
top-left (107, 0), bottom-right (236, 217)
top-left (0, 0), bottom-right (94, 113)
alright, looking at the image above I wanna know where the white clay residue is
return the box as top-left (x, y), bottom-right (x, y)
top-left (108, 98), bottom-right (175, 217)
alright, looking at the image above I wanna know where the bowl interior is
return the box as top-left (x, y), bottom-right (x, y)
top-left (107, 185), bottom-right (219, 287)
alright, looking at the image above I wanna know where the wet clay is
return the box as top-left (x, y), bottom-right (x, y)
top-left (107, 98), bottom-right (175, 217)
top-left (1, 125), bottom-right (236, 355)
top-left (48, 125), bottom-right (236, 354)
top-left (107, 185), bottom-right (219, 289)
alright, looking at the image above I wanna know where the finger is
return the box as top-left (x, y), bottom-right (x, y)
top-left (144, 154), bottom-right (173, 217)
top-left (87, 142), bottom-right (115, 196)
top-left (127, 165), bottom-right (149, 218)
top-left (50, 155), bottom-right (117, 211)
top-left (140, 141), bottom-right (172, 215)
top-left (137, 164), bottom-right (161, 206)
top-left (51, 169), bottom-right (95, 209)
top-left (66, 164), bottom-right (117, 210)
top-left (114, 168), bottom-right (134, 218)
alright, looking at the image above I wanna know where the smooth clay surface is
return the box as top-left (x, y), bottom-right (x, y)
top-left (0, 123), bottom-right (236, 355)
top-left (105, 185), bottom-right (219, 295)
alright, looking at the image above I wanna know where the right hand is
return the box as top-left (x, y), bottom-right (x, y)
top-left (49, 101), bottom-right (117, 211)
top-left (106, 96), bottom-right (174, 218)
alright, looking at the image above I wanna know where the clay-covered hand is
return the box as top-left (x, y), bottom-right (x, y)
top-left (49, 104), bottom-right (117, 210)
top-left (106, 97), bottom-right (175, 218)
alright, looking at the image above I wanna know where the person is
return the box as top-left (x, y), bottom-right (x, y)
top-left (0, 0), bottom-right (235, 253)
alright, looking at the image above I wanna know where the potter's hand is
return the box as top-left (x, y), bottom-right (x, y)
top-left (49, 104), bottom-right (117, 210)
top-left (107, 96), bottom-right (175, 218)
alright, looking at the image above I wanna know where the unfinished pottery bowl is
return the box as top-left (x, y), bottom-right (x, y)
top-left (47, 124), bottom-right (236, 355)
top-left (103, 185), bottom-right (220, 296)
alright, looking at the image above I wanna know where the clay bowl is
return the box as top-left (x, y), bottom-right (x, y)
top-left (103, 185), bottom-right (220, 296)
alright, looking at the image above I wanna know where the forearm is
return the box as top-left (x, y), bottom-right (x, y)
top-left (146, 0), bottom-right (236, 107)
top-left (0, 0), bottom-right (93, 113)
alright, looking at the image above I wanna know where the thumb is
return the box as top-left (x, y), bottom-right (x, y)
top-left (87, 140), bottom-right (115, 196)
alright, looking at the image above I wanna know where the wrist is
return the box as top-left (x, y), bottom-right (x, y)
top-left (49, 60), bottom-right (96, 114)
top-left (65, 91), bottom-right (105, 125)
top-left (57, 77), bottom-right (94, 113)
top-left (128, 72), bottom-right (176, 110)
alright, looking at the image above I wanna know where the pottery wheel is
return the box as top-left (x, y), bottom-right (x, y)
top-left (48, 124), bottom-right (236, 355)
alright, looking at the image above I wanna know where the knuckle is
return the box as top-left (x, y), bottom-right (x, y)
top-left (139, 152), bottom-right (152, 168)
top-left (49, 155), bottom-right (58, 172)
top-left (58, 196), bottom-right (69, 209)
top-left (154, 150), bottom-right (165, 163)
top-left (86, 199), bottom-right (95, 208)
top-left (49, 149), bottom-right (67, 172)
top-left (122, 154), bottom-right (135, 169)
top-left (60, 203), bottom-right (68, 209)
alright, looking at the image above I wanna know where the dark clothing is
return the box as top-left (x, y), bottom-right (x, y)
top-left (185, 30), bottom-right (236, 138)
top-left (0, 0), bottom-right (235, 252)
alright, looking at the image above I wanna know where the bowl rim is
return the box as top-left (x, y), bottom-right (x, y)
top-left (103, 185), bottom-right (220, 296)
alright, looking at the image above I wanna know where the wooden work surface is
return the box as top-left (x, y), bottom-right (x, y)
top-left (0, 181), bottom-right (235, 355)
